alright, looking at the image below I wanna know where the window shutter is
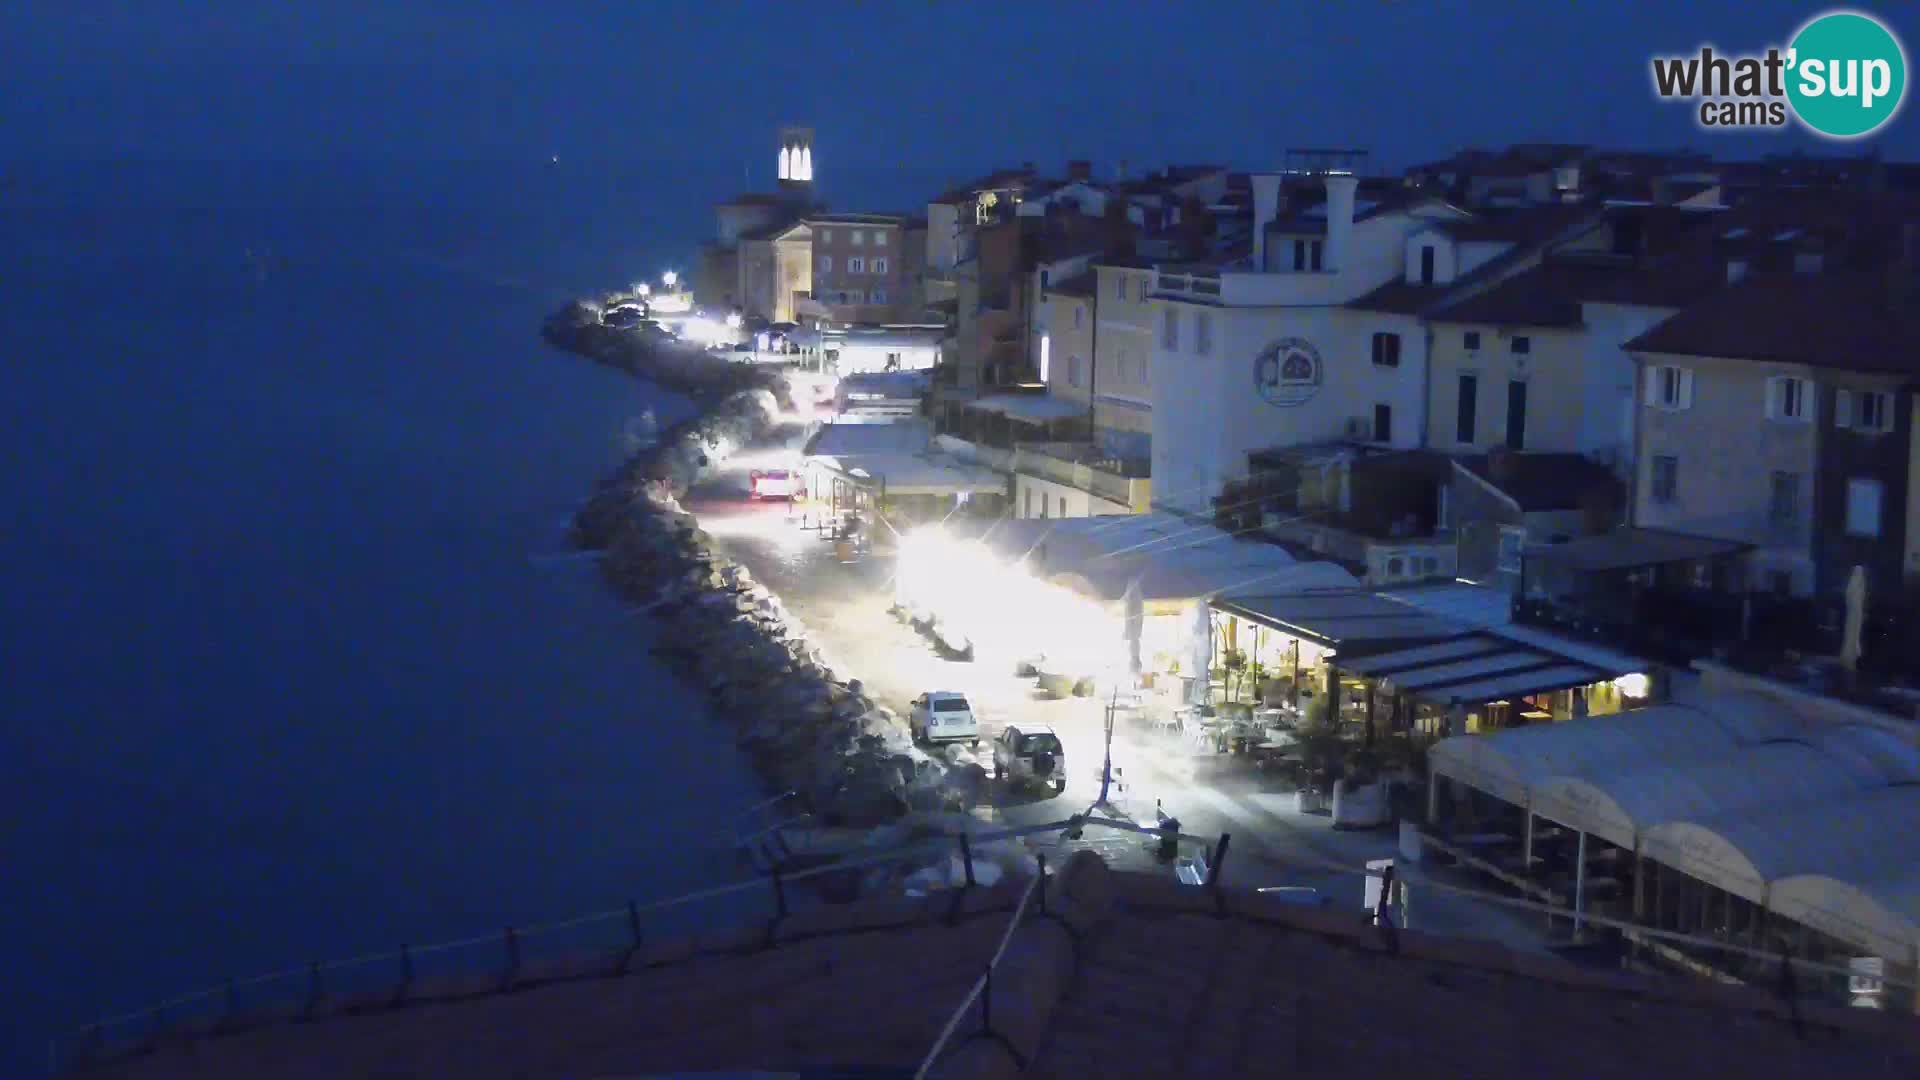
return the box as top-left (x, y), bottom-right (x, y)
top-left (1678, 369), bottom-right (1694, 409)
top-left (1836, 389), bottom-right (1854, 429)
top-left (1644, 368), bottom-right (1660, 406)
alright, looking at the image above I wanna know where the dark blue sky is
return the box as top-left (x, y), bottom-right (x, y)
top-left (5, 2), bottom-right (1915, 175)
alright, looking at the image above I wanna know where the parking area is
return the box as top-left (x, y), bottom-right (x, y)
top-left (688, 425), bottom-right (1560, 952)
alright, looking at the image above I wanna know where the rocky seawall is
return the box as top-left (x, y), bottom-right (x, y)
top-left (544, 299), bottom-right (974, 831)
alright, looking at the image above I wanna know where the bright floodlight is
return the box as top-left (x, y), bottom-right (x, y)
top-left (726, 312), bottom-right (743, 330)
top-left (638, 283), bottom-right (652, 296)
top-left (662, 270), bottom-right (678, 288)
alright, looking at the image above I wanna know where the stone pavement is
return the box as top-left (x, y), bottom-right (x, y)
top-left (688, 427), bottom-right (1559, 959)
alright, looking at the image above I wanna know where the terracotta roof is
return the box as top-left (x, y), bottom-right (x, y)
top-left (1456, 452), bottom-right (1625, 512)
top-left (1625, 271), bottom-right (1920, 375)
top-left (1348, 280), bottom-right (1450, 315)
top-left (69, 852), bottom-right (1920, 1079)
top-left (1044, 269), bottom-right (1097, 299)
top-left (1428, 255), bottom-right (1727, 327)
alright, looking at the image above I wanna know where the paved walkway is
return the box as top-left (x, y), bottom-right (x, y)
top-left (688, 424), bottom-right (1560, 958)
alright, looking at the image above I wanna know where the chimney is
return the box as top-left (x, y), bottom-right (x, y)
top-left (1727, 258), bottom-right (1748, 284)
top-left (1251, 173), bottom-right (1285, 272)
top-left (1323, 173), bottom-right (1360, 273)
top-left (1067, 160), bottom-right (1091, 182)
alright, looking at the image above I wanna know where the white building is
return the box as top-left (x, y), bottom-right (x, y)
top-left (1149, 173), bottom-right (1469, 512)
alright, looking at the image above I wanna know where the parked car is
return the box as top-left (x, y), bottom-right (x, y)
top-left (749, 468), bottom-right (793, 500)
top-left (603, 305), bottom-right (644, 329)
top-left (910, 691), bottom-right (979, 747)
top-left (993, 725), bottom-right (1066, 794)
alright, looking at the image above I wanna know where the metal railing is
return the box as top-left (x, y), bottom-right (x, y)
top-left (48, 812), bottom-right (1215, 1077)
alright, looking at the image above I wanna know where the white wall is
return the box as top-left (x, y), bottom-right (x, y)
top-left (1151, 210), bottom-right (1449, 513)
top-left (1581, 302), bottom-right (1677, 474)
top-left (1014, 473), bottom-right (1131, 519)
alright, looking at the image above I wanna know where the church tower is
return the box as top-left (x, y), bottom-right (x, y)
top-left (777, 126), bottom-right (815, 188)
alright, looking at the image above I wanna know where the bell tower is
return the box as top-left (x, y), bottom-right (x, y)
top-left (777, 125), bottom-right (815, 186)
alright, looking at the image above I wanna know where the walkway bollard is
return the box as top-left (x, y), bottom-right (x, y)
top-left (301, 961), bottom-right (322, 1020)
top-left (502, 927), bottom-right (522, 990)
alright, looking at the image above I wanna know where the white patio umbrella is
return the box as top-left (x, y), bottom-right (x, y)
top-left (1840, 564), bottom-right (1868, 671)
top-left (1122, 575), bottom-right (1145, 676)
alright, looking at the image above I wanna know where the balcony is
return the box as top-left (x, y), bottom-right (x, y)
top-left (1012, 441), bottom-right (1151, 511)
top-left (1153, 270), bottom-right (1222, 298)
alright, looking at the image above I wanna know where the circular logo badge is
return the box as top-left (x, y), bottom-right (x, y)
top-left (1254, 338), bottom-right (1323, 408)
top-left (1787, 11), bottom-right (1907, 139)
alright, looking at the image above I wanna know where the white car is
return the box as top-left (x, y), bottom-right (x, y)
top-left (909, 691), bottom-right (980, 747)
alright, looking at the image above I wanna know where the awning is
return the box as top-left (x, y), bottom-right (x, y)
top-left (964, 394), bottom-right (1087, 424)
top-left (1335, 631), bottom-right (1625, 705)
top-left (1524, 527), bottom-right (1752, 574)
top-left (820, 453), bottom-right (1007, 497)
top-left (1213, 590), bottom-right (1466, 653)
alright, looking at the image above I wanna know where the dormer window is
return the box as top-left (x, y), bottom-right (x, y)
top-left (1420, 246), bottom-right (1436, 284)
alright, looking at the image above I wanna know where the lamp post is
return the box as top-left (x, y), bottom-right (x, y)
top-left (662, 270), bottom-right (678, 289)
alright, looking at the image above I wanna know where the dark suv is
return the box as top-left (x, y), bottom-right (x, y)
top-left (993, 725), bottom-right (1066, 794)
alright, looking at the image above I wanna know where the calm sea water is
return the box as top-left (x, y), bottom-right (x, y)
top-left (0, 159), bottom-right (813, 1069)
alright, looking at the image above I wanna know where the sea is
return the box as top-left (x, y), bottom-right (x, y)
top-left (0, 156), bottom-right (943, 1072)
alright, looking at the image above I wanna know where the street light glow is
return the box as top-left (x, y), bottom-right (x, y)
top-left (637, 283), bottom-right (652, 296)
top-left (726, 312), bottom-right (743, 330)
top-left (662, 270), bottom-right (678, 288)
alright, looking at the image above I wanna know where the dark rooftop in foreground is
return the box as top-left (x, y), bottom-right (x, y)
top-left (1625, 271), bottom-right (1920, 375)
top-left (66, 852), bottom-right (1920, 1079)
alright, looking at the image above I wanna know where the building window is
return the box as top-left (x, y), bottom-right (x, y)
top-left (848, 256), bottom-right (865, 273)
top-left (1135, 278), bottom-right (1148, 302)
top-left (846, 290), bottom-right (865, 305)
top-left (1370, 332), bottom-right (1401, 368)
top-left (1068, 355), bottom-right (1085, 388)
top-left (1769, 470), bottom-right (1799, 525)
top-left (1196, 310), bottom-right (1212, 355)
top-left (874, 230), bottom-right (887, 247)
top-left (1767, 376), bottom-right (1812, 421)
top-left (819, 229), bottom-right (831, 243)
top-left (1373, 403), bottom-right (1393, 443)
top-left (1846, 478), bottom-right (1883, 537)
top-left (1419, 246), bottom-right (1436, 284)
top-left (1025, 488), bottom-right (1033, 517)
top-left (1115, 275), bottom-right (1127, 300)
top-left (1464, 330), bottom-right (1481, 351)
top-left (1497, 527), bottom-right (1525, 574)
top-left (1073, 306), bottom-right (1084, 330)
top-left (1837, 389), bottom-right (1894, 432)
top-left (1059, 497), bottom-right (1067, 518)
top-left (871, 257), bottom-right (888, 274)
top-left (818, 255), bottom-right (833, 273)
top-left (1456, 373), bottom-right (1478, 443)
top-left (1309, 241), bottom-right (1323, 270)
top-left (1511, 335), bottom-right (1531, 355)
top-left (1651, 455), bottom-right (1679, 503)
top-left (1039, 334), bottom-right (1051, 383)
top-left (869, 287), bottom-right (887, 304)
top-left (1646, 365), bottom-right (1694, 410)
top-left (1162, 308), bottom-right (1179, 350)
top-left (1039, 491), bottom-right (1047, 518)
top-left (1293, 239), bottom-right (1307, 271)
top-left (851, 230), bottom-right (864, 246)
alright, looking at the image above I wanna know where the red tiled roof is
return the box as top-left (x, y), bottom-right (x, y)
top-left (1625, 271), bottom-right (1920, 375)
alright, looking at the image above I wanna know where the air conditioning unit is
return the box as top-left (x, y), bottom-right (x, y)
top-left (1343, 417), bottom-right (1371, 439)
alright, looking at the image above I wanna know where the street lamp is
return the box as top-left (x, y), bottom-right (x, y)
top-left (637, 282), bottom-right (652, 297)
top-left (662, 270), bottom-right (678, 288)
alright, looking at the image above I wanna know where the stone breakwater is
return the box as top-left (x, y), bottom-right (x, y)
top-left (545, 299), bottom-right (968, 830)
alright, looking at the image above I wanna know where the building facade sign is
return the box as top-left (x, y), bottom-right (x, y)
top-left (1255, 337), bottom-right (1325, 407)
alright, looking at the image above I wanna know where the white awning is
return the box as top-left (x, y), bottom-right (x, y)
top-left (1428, 693), bottom-right (1806, 809)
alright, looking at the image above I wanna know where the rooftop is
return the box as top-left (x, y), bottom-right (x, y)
top-left (1625, 271), bottom-right (1920, 375)
top-left (1455, 452), bottom-right (1625, 513)
top-left (67, 852), bottom-right (1920, 1079)
top-left (1428, 252), bottom-right (1729, 327)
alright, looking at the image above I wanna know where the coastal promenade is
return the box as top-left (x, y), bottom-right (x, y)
top-left (687, 420), bottom-right (1560, 956)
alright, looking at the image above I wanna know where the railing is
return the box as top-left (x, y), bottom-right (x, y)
top-left (1154, 272), bottom-right (1222, 297)
top-left (50, 813), bottom-right (1216, 1077)
top-left (915, 822), bottom-right (1229, 1078)
top-left (1010, 442), bottom-right (1150, 509)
